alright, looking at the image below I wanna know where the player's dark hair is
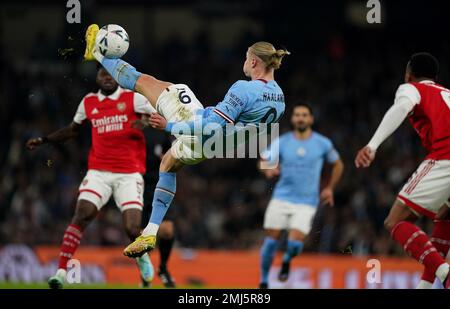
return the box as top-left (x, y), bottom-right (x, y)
top-left (408, 52), bottom-right (439, 80)
top-left (293, 101), bottom-right (313, 115)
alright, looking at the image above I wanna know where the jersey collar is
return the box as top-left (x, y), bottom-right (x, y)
top-left (419, 80), bottom-right (435, 84)
top-left (97, 86), bottom-right (122, 101)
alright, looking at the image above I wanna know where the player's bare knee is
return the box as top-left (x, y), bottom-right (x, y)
top-left (136, 74), bottom-right (152, 87)
top-left (384, 217), bottom-right (395, 233)
top-left (124, 222), bottom-right (141, 240)
top-left (383, 214), bottom-right (404, 233)
top-left (159, 160), bottom-right (171, 173)
top-left (72, 200), bottom-right (98, 229)
top-left (385, 200), bottom-right (418, 232)
top-left (136, 74), bottom-right (171, 101)
top-left (384, 211), bottom-right (400, 233)
top-left (436, 204), bottom-right (450, 220)
top-left (289, 229), bottom-right (306, 242)
top-left (265, 229), bottom-right (281, 240)
top-left (159, 152), bottom-right (183, 173)
top-left (158, 220), bottom-right (174, 239)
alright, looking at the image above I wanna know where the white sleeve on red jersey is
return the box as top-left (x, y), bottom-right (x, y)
top-left (367, 84), bottom-right (419, 151)
top-left (133, 93), bottom-right (156, 114)
top-left (73, 98), bottom-right (86, 124)
top-left (394, 83), bottom-right (421, 108)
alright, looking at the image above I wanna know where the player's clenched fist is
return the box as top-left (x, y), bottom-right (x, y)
top-left (26, 137), bottom-right (44, 150)
top-left (354, 146), bottom-right (376, 168)
top-left (148, 113), bottom-right (167, 130)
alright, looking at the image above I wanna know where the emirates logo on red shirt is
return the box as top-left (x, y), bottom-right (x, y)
top-left (117, 102), bottom-right (127, 112)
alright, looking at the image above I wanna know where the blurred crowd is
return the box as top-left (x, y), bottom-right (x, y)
top-left (1, 5), bottom-right (449, 258)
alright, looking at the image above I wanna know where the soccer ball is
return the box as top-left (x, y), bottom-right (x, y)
top-left (95, 24), bottom-right (129, 58)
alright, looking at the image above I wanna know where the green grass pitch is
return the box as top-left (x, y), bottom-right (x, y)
top-left (0, 282), bottom-right (241, 289)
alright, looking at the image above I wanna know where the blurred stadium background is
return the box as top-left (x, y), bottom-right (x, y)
top-left (0, 0), bottom-right (449, 288)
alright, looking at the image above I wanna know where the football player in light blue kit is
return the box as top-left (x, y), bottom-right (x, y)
top-left (258, 103), bottom-right (344, 288)
top-left (84, 27), bottom-right (289, 257)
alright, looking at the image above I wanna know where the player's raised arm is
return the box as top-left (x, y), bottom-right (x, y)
top-left (355, 83), bottom-right (420, 168)
top-left (26, 121), bottom-right (81, 150)
top-left (26, 91), bottom-right (90, 150)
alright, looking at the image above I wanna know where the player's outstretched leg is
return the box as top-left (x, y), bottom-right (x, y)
top-left (259, 232), bottom-right (280, 289)
top-left (417, 206), bottom-right (450, 289)
top-left (278, 234), bottom-right (304, 282)
top-left (158, 221), bottom-right (176, 288)
top-left (48, 223), bottom-right (83, 289)
top-left (84, 24), bottom-right (99, 61)
top-left (124, 151), bottom-right (184, 258)
top-left (84, 24), bottom-right (171, 108)
top-left (122, 209), bottom-right (155, 287)
top-left (386, 201), bottom-right (450, 289)
top-left (48, 201), bottom-right (97, 289)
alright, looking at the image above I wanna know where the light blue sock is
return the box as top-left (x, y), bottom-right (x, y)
top-left (100, 58), bottom-right (142, 90)
top-left (282, 240), bottom-right (304, 263)
top-left (149, 172), bottom-right (176, 225)
top-left (260, 237), bottom-right (279, 284)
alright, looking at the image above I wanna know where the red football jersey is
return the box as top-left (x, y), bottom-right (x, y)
top-left (408, 81), bottom-right (450, 160)
top-left (74, 87), bottom-right (155, 174)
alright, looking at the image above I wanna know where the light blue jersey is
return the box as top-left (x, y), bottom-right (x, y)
top-left (100, 56), bottom-right (285, 132)
top-left (212, 79), bottom-right (285, 125)
top-left (264, 131), bottom-right (339, 206)
top-left (166, 79), bottom-right (285, 132)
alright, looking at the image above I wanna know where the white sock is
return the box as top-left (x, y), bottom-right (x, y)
top-left (56, 268), bottom-right (67, 280)
top-left (136, 253), bottom-right (151, 263)
top-left (93, 47), bottom-right (104, 63)
top-left (435, 263), bottom-right (449, 283)
top-left (416, 280), bottom-right (433, 289)
top-left (142, 223), bottom-right (159, 236)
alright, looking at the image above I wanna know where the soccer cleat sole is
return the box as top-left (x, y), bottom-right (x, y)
top-left (123, 245), bottom-right (154, 258)
top-left (84, 24), bottom-right (99, 61)
top-left (123, 236), bottom-right (156, 258)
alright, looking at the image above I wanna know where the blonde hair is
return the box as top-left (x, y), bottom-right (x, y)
top-left (249, 42), bottom-right (290, 70)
